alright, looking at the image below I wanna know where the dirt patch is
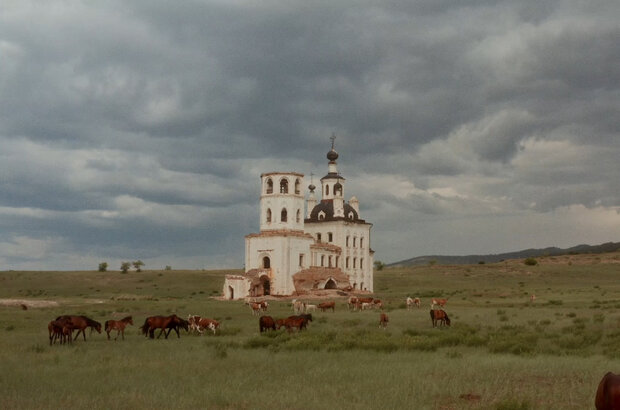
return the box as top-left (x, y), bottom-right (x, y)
top-left (0, 298), bottom-right (59, 308)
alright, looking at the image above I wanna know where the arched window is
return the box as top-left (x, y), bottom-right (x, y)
top-left (280, 178), bottom-right (288, 194)
top-left (281, 208), bottom-right (287, 222)
top-left (296, 209), bottom-right (301, 223)
top-left (353, 237), bottom-right (357, 247)
top-left (360, 238), bottom-right (364, 248)
top-left (321, 255), bottom-right (325, 267)
top-left (318, 211), bottom-right (326, 221)
top-left (346, 257), bottom-right (349, 269)
top-left (325, 185), bottom-right (329, 196)
top-left (266, 208), bottom-right (272, 223)
top-left (346, 236), bottom-right (350, 247)
top-left (348, 211), bottom-right (354, 219)
top-left (262, 256), bottom-right (270, 269)
top-left (328, 232), bottom-right (333, 242)
top-left (295, 179), bottom-right (301, 194)
top-left (334, 183), bottom-right (342, 196)
top-left (328, 256), bottom-right (332, 267)
top-left (266, 178), bottom-right (273, 194)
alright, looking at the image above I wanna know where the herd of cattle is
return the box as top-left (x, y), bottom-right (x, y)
top-left (46, 295), bottom-right (451, 345)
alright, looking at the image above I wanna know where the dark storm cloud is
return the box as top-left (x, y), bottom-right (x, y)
top-left (0, 0), bottom-right (618, 269)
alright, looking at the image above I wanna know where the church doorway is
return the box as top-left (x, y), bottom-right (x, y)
top-left (228, 286), bottom-right (234, 300)
top-left (324, 278), bottom-right (337, 289)
top-left (260, 276), bottom-right (271, 296)
top-left (262, 256), bottom-right (270, 269)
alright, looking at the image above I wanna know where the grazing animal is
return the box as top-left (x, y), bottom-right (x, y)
top-left (293, 300), bottom-right (306, 314)
top-left (430, 309), bottom-right (451, 327)
top-left (361, 302), bottom-right (373, 310)
top-left (48, 318), bottom-right (74, 345)
top-left (357, 297), bottom-right (374, 304)
top-left (140, 315), bottom-right (189, 339)
top-left (407, 297), bottom-right (421, 309)
top-left (187, 315), bottom-right (202, 334)
top-left (277, 316), bottom-right (307, 332)
top-left (430, 298), bottom-right (447, 309)
top-left (530, 294), bottom-right (536, 302)
top-left (318, 301), bottom-right (335, 312)
top-left (21, 304), bottom-right (28, 310)
top-left (348, 297), bottom-right (359, 310)
top-left (248, 302), bottom-right (262, 315)
top-left (373, 299), bottom-right (383, 309)
top-left (104, 316), bottom-right (133, 341)
top-left (56, 315), bottom-right (102, 341)
top-left (595, 372), bottom-right (620, 410)
top-left (379, 313), bottom-right (389, 329)
top-left (259, 315), bottom-right (276, 332)
top-left (305, 304), bottom-right (317, 312)
top-left (196, 318), bottom-right (220, 335)
top-left (290, 314), bottom-right (313, 327)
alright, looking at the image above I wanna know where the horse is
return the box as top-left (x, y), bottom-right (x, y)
top-left (379, 313), bottom-right (389, 329)
top-left (277, 316), bottom-right (307, 332)
top-left (48, 318), bottom-right (74, 345)
top-left (104, 316), bottom-right (133, 341)
top-left (259, 315), bottom-right (276, 333)
top-left (430, 309), bottom-right (451, 327)
top-left (56, 315), bottom-right (102, 341)
top-left (196, 318), bottom-right (220, 335)
top-left (595, 372), bottom-right (620, 410)
top-left (140, 315), bottom-right (189, 339)
top-left (318, 301), bottom-right (335, 312)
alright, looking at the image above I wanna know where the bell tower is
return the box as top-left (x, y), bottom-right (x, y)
top-left (260, 172), bottom-right (305, 232)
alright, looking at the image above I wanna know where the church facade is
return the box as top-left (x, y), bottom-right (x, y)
top-left (223, 141), bottom-right (374, 299)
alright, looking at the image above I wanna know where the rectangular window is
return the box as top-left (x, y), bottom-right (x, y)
top-left (328, 232), bottom-right (333, 242)
top-left (346, 236), bottom-right (350, 247)
top-left (328, 256), bottom-right (332, 267)
top-left (346, 257), bottom-right (349, 269)
top-left (317, 233), bottom-right (322, 242)
top-left (360, 237), bottom-right (364, 248)
top-left (299, 254), bottom-right (304, 268)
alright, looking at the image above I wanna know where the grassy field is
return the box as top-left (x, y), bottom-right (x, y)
top-left (1, 252), bottom-right (620, 409)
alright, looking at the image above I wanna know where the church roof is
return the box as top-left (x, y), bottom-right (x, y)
top-left (305, 200), bottom-right (366, 224)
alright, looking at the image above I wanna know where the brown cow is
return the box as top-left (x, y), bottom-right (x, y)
top-left (431, 298), bottom-right (447, 309)
top-left (379, 313), bottom-right (389, 329)
top-left (595, 372), bottom-right (620, 410)
top-left (318, 301), bottom-right (335, 312)
top-left (259, 315), bottom-right (276, 333)
top-left (197, 318), bottom-right (220, 335)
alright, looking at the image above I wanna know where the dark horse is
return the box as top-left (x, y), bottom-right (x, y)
top-left (429, 309), bottom-right (451, 328)
top-left (104, 316), bottom-right (133, 341)
top-left (48, 317), bottom-right (74, 345)
top-left (140, 315), bottom-right (189, 339)
top-left (56, 315), bottom-right (102, 341)
top-left (595, 372), bottom-right (620, 410)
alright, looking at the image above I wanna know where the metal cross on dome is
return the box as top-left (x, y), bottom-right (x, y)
top-left (330, 133), bottom-right (336, 149)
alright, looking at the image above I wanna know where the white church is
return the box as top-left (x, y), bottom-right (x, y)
top-left (223, 138), bottom-right (374, 299)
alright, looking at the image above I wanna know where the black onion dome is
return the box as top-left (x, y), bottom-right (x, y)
top-left (308, 183), bottom-right (316, 191)
top-left (327, 149), bottom-right (338, 161)
top-left (306, 201), bottom-right (362, 222)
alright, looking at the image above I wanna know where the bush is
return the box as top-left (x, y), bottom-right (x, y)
top-left (524, 258), bottom-right (538, 266)
top-left (98, 262), bottom-right (108, 272)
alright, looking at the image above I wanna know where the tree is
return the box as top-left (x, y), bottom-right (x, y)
top-left (374, 260), bottom-right (385, 271)
top-left (133, 260), bottom-right (144, 272)
top-left (98, 262), bottom-right (108, 272)
top-left (120, 262), bottom-right (131, 273)
top-left (165, 265), bottom-right (172, 271)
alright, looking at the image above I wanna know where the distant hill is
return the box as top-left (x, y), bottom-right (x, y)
top-left (387, 241), bottom-right (620, 267)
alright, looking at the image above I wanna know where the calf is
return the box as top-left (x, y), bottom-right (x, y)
top-left (197, 318), bottom-right (220, 335)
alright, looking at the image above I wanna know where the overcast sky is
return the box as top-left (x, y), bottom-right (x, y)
top-left (1, 0), bottom-right (619, 271)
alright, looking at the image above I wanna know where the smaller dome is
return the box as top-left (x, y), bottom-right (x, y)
top-left (327, 149), bottom-right (339, 161)
top-left (308, 183), bottom-right (316, 192)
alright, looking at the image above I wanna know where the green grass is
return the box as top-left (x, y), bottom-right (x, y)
top-left (1, 254), bottom-right (620, 409)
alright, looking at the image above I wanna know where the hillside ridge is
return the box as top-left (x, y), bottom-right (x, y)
top-left (387, 241), bottom-right (620, 267)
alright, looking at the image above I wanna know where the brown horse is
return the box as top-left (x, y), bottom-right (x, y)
top-left (277, 316), bottom-right (307, 332)
top-left (595, 372), bottom-right (620, 410)
top-left (104, 316), bottom-right (133, 340)
top-left (56, 315), bottom-right (102, 341)
top-left (430, 309), bottom-right (451, 327)
top-left (48, 318), bottom-right (74, 345)
top-left (140, 315), bottom-right (189, 339)
top-left (318, 301), bottom-right (335, 312)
